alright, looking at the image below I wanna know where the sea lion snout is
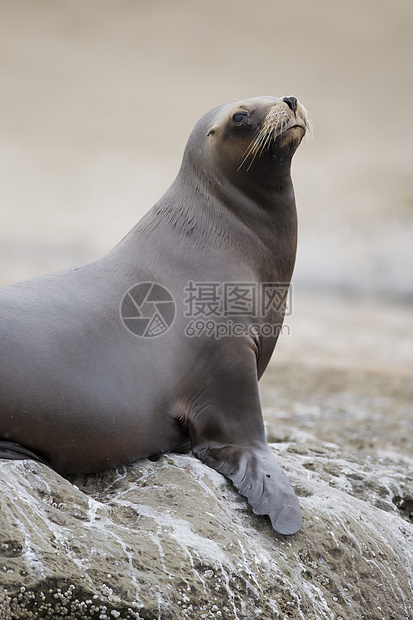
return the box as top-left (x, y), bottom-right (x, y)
top-left (282, 96), bottom-right (298, 113)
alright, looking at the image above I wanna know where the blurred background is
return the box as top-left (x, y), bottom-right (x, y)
top-left (0, 0), bottom-right (412, 450)
top-left (1, 0), bottom-right (412, 294)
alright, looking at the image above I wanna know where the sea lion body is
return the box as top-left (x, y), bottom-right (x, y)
top-left (0, 96), bottom-right (310, 534)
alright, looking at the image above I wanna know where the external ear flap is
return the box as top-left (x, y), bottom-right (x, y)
top-left (193, 442), bottom-right (302, 536)
top-left (207, 126), bottom-right (216, 137)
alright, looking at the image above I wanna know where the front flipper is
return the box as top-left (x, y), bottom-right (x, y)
top-left (181, 345), bottom-right (302, 535)
top-left (193, 441), bottom-right (302, 535)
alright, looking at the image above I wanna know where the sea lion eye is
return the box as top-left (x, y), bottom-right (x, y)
top-left (232, 111), bottom-right (248, 125)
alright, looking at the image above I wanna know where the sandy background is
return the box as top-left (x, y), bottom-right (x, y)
top-left (1, 0), bottom-right (412, 294)
top-left (0, 1), bottom-right (412, 429)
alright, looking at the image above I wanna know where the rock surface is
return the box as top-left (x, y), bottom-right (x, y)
top-left (1, 432), bottom-right (412, 620)
top-left (1, 297), bottom-right (412, 619)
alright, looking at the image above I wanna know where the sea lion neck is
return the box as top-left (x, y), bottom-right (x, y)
top-left (130, 162), bottom-right (297, 285)
top-left (182, 138), bottom-right (294, 203)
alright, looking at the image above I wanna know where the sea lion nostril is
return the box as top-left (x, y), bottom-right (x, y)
top-left (283, 96), bottom-right (298, 113)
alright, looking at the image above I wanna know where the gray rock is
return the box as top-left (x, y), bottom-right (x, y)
top-left (0, 435), bottom-right (412, 620)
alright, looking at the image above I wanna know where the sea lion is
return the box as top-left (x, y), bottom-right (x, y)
top-left (0, 95), bottom-right (310, 535)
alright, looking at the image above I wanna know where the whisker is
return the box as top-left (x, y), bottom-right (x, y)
top-left (237, 101), bottom-right (313, 171)
top-left (240, 122), bottom-right (273, 171)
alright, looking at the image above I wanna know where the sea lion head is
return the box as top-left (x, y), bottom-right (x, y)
top-left (182, 96), bottom-right (311, 189)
